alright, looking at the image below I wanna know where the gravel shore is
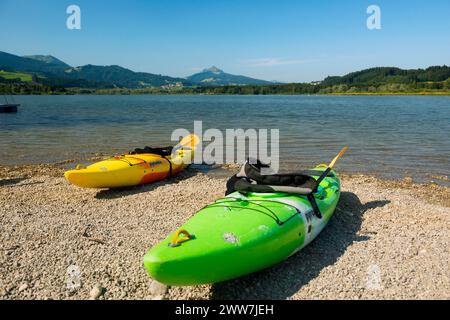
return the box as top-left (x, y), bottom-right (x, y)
top-left (0, 164), bottom-right (449, 300)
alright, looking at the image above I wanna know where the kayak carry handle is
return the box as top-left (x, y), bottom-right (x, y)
top-left (169, 229), bottom-right (192, 247)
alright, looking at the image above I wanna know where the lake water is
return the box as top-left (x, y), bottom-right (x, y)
top-left (1, 95), bottom-right (449, 183)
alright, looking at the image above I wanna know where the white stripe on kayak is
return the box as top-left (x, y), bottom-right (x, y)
top-left (225, 193), bottom-right (329, 256)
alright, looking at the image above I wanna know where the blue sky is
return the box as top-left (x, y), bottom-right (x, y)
top-left (0, 0), bottom-right (449, 82)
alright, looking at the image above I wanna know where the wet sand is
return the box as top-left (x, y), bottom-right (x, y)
top-left (0, 164), bottom-right (449, 300)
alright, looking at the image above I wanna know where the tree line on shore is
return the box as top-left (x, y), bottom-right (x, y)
top-left (1, 66), bottom-right (450, 95)
top-left (2, 81), bottom-right (449, 95)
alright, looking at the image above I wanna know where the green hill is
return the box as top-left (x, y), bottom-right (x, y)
top-left (63, 64), bottom-right (191, 88)
top-left (321, 66), bottom-right (450, 86)
top-left (0, 51), bottom-right (192, 88)
top-left (0, 51), bottom-right (68, 75)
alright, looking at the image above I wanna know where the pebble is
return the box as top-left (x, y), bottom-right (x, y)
top-left (149, 280), bottom-right (168, 296)
top-left (403, 177), bottom-right (413, 184)
top-left (89, 285), bottom-right (106, 300)
top-left (18, 283), bottom-right (28, 292)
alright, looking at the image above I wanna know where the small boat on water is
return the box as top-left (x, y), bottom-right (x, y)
top-left (1, 95), bottom-right (19, 113)
top-left (0, 103), bottom-right (19, 113)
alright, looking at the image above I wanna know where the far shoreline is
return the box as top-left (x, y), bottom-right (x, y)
top-left (3, 92), bottom-right (450, 96)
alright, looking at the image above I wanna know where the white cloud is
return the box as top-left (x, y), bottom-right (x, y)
top-left (241, 58), bottom-right (307, 67)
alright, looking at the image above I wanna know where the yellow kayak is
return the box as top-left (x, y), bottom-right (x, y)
top-left (64, 134), bottom-right (199, 188)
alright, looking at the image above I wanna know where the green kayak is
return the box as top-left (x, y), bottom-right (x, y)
top-left (143, 157), bottom-right (344, 285)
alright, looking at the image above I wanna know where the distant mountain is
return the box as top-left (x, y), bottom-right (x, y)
top-left (23, 55), bottom-right (71, 68)
top-left (0, 51), bottom-right (191, 88)
top-left (187, 66), bottom-right (275, 86)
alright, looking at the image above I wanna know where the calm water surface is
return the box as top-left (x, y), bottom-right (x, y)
top-left (1, 95), bottom-right (449, 183)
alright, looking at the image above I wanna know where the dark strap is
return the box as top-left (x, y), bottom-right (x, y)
top-left (307, 193), bottom-right (322, 219)
top-left (301, 169), bottom-right (335, 178)
top-left (129, 146), bottom-right (174, 177)
top-left (226, 160), bottom-right (332, 219)
top-left (233, 179), bottom-right (313, 195)
top-left (130, 146), bottom-right (173, 156)
top-left (313, 167), bottom-right (332, 192)
top-left (162, 156), bottom-right (173, 178)
top-left (225, 175), bottom-right (240, 195)
top-left (229, 176), bottom-right (323, 219)
top-left (240, 162), bottom-right (318, 191)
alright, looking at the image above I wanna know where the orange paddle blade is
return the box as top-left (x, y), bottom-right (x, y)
top-left (175, 133), bottom-right (200, 150)
top-left (328, 147), bottom-right (348, 169)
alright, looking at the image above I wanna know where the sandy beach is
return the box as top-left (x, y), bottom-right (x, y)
top-left (0, 163), bottom-right (449, 300)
